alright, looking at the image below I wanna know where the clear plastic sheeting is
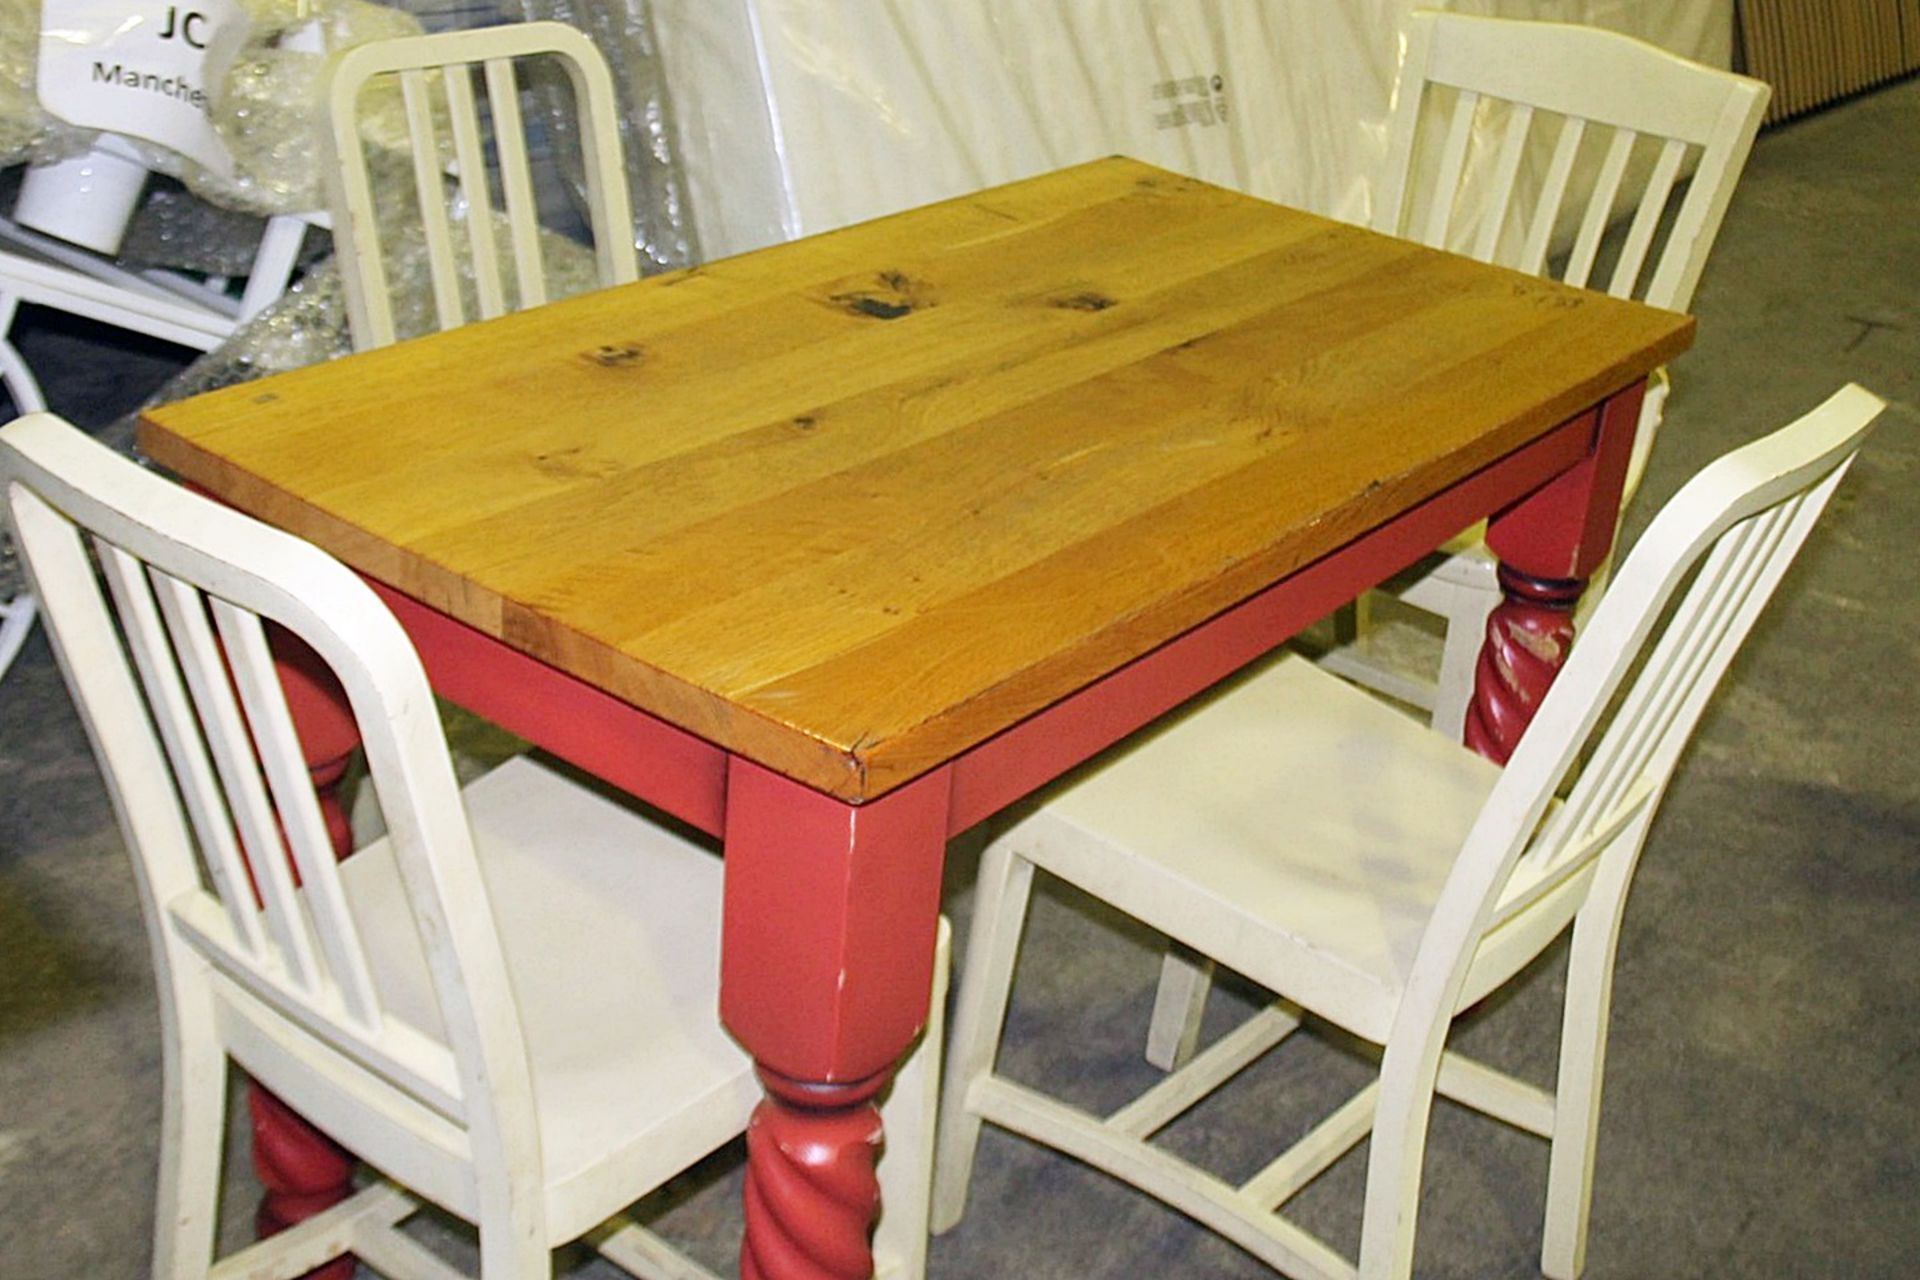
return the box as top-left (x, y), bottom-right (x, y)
top-left (646, 0), bottom-right (1731, 262)
top-left (0, 0), bottom-right (89, 166)
top-left (202, 0), bottom-right (424, 215)
top-left (117, 178), bottom-right (319, 276)
top-left (512, 0), bottom-right (699, 271)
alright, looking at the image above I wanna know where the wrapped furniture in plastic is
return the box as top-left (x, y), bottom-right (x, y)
top-left (645, 0), bottom-right (1732, 261)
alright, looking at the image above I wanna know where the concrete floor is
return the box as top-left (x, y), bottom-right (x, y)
top-left (2, 75), bottom-right (1917, 1279)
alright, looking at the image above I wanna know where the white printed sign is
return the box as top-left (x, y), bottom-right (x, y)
top-left (37, 0), bottom-right (250, 177)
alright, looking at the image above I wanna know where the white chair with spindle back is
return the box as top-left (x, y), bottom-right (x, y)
top-left (933, 386), bottom-right (1881, 1280)
top-left (1145, 11), bottom-right (1773, 1076)
top-left (321, 21), bottom-right (639, 351)
top-left (0, 413), bottom-right (944, 1280)
top-left (1316, 11), bottom-right (1771, 735)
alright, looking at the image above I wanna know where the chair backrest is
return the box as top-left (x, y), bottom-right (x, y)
top-left (1409, 385), bottom-right (1880, 1027)
top-left (0, 414), bottom-right (537, 1148)
top-left (322, 22), bottom-right (639, 351)
top-left (1376, 12), bottom-right (1770, 314)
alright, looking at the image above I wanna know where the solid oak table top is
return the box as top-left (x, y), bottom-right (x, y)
top-left (140, 157), bottom-right (1693, 802)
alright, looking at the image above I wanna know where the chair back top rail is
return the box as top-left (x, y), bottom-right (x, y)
top-left (1377, 11), bottom-right (1770, 313)
top-left (323, 21), bottom-right (639, 350)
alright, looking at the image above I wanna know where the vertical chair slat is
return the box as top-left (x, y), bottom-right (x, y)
top-left (1563, 126), bottom-right (1637, 290)
top-left (401, 67), bottom-right (467, 332)
top-left (484, 57), bottom-right (547, 311)
top-left (95, 540), bottom-right (268, 956)
top-left (1422, 88), bottom-right (1482, 248)
top-left (441, 64), bottom-right (507, 321)
top-left (1578, 502), bottom-right (1793, 832)
top-left (1606, 137), bottom-right (1689, 299)
top-left (1517, 115), bottom-right (1587, 277)
top-left (149, 569), bottom-right (322, 994)
top-left (1473, 102), bottom-right (1536, 264)
top-left (1563, 517), bottom-right (1761, 835)
top-left (562, 48), bottom-right (639, 289)
top-left (326, 82), bottom-right (398, 349)
top-left (213, 601), bottom-right (383, 1030)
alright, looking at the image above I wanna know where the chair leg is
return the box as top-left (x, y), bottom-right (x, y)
top-left (1144, 943), bottom-right (1212, 1071)
top-left (1332, 594), bottom-right (1371, 647)
top-left (1355, 1035), bottom-right (1448, 1280)
top-left (478, 1235), bottom-right (553, 1280)
top-left (930, 839), bottom-right (1036, 1234)
top-left (151, 994), bottom-right (227, 1280)
top-left (1541, 907), bottom-right (1626, 1280)
top-left (873, 918), bottom-right (951, 1280)
top-left (1429, 583), bottom-right (1499, 742)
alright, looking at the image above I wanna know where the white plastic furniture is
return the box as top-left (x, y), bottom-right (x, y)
top-left (0, 412), bottom-right (944, 1280)
top-left (1316, 11), bottom-right (1771, 737)
top-left (932, 385), bottom-right (1881, 1280)
top-left (0, 199), bottom-right (314, 684)
top-left (0, 206), bottom-right (316, 392)
top-left (322, 22), bottom-right (639, 351)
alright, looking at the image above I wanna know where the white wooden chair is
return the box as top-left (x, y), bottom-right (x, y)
top-left (1145, 10), bottom-right (1774, 1076)
top-left (932, 385), bottom-right (1881, 1280)
top-left (0, 413), bottom-right (943, 1280)
top-left (1316, 11), bottom-right (1771, 738)
top-left (321, 22), bottom-right (638, 351)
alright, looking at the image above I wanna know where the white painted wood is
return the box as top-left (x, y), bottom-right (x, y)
top-left (0, 414), bottom-right (946, 1280)
top-left (930, 836), bottom-right (1035, 1235)
top-left (970, 1076), bottom-right (1359, 1280)
top-left (1238, 1081), bottom-right (1377, 1212)
top-left (322, 22), bottom-right (639, 352)
top-left (1114, 1003), bottom-right (1300, 1140)
top-left (1143, 945), bottom-right (1214, 1070)
top-left (1317, 11), bottom-right (1773, 738)
top-left (873, 918), bottom-right (951, 1280)
top-left (936, 387), bottom-right (1882, 1279)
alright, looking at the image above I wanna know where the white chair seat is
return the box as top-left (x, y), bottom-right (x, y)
top-left (934, 386), bottom-right (1883, 1280)
top-left (1026, 656), bottom-right (1500, 1042)
top-left (332, 756), bottom-right (759, 1239)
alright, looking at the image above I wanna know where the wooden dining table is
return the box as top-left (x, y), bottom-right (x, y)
top-left (139, 156), bottom-right (1690, 1280)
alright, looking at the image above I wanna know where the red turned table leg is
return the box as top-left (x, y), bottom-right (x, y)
top-left (721, 760), bottom-right (950, 1280)
top-left (249, 633), bottom-right (362, 1280)
top-left (1469, 384), bottom-right (1645, 761)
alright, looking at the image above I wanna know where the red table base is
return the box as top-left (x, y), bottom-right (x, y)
top-left (249, 382), bottom-right (1647, 1280)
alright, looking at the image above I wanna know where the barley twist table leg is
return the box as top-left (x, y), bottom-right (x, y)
top-left (1464, 566), bottom-right (1582, 764)
top-left (1471, 385), bottom-right (1644, 760)
top-left (742, 1075), bottom-right (888, 1280)
top-left (722, 760), bottom-right (949, 1280)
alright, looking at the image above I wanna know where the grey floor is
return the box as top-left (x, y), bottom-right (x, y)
top-left (3, 75), bottom-right (1917, 1280)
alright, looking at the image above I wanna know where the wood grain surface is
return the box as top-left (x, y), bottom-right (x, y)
top-left (140, 158), bottom-right (1693, 800)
